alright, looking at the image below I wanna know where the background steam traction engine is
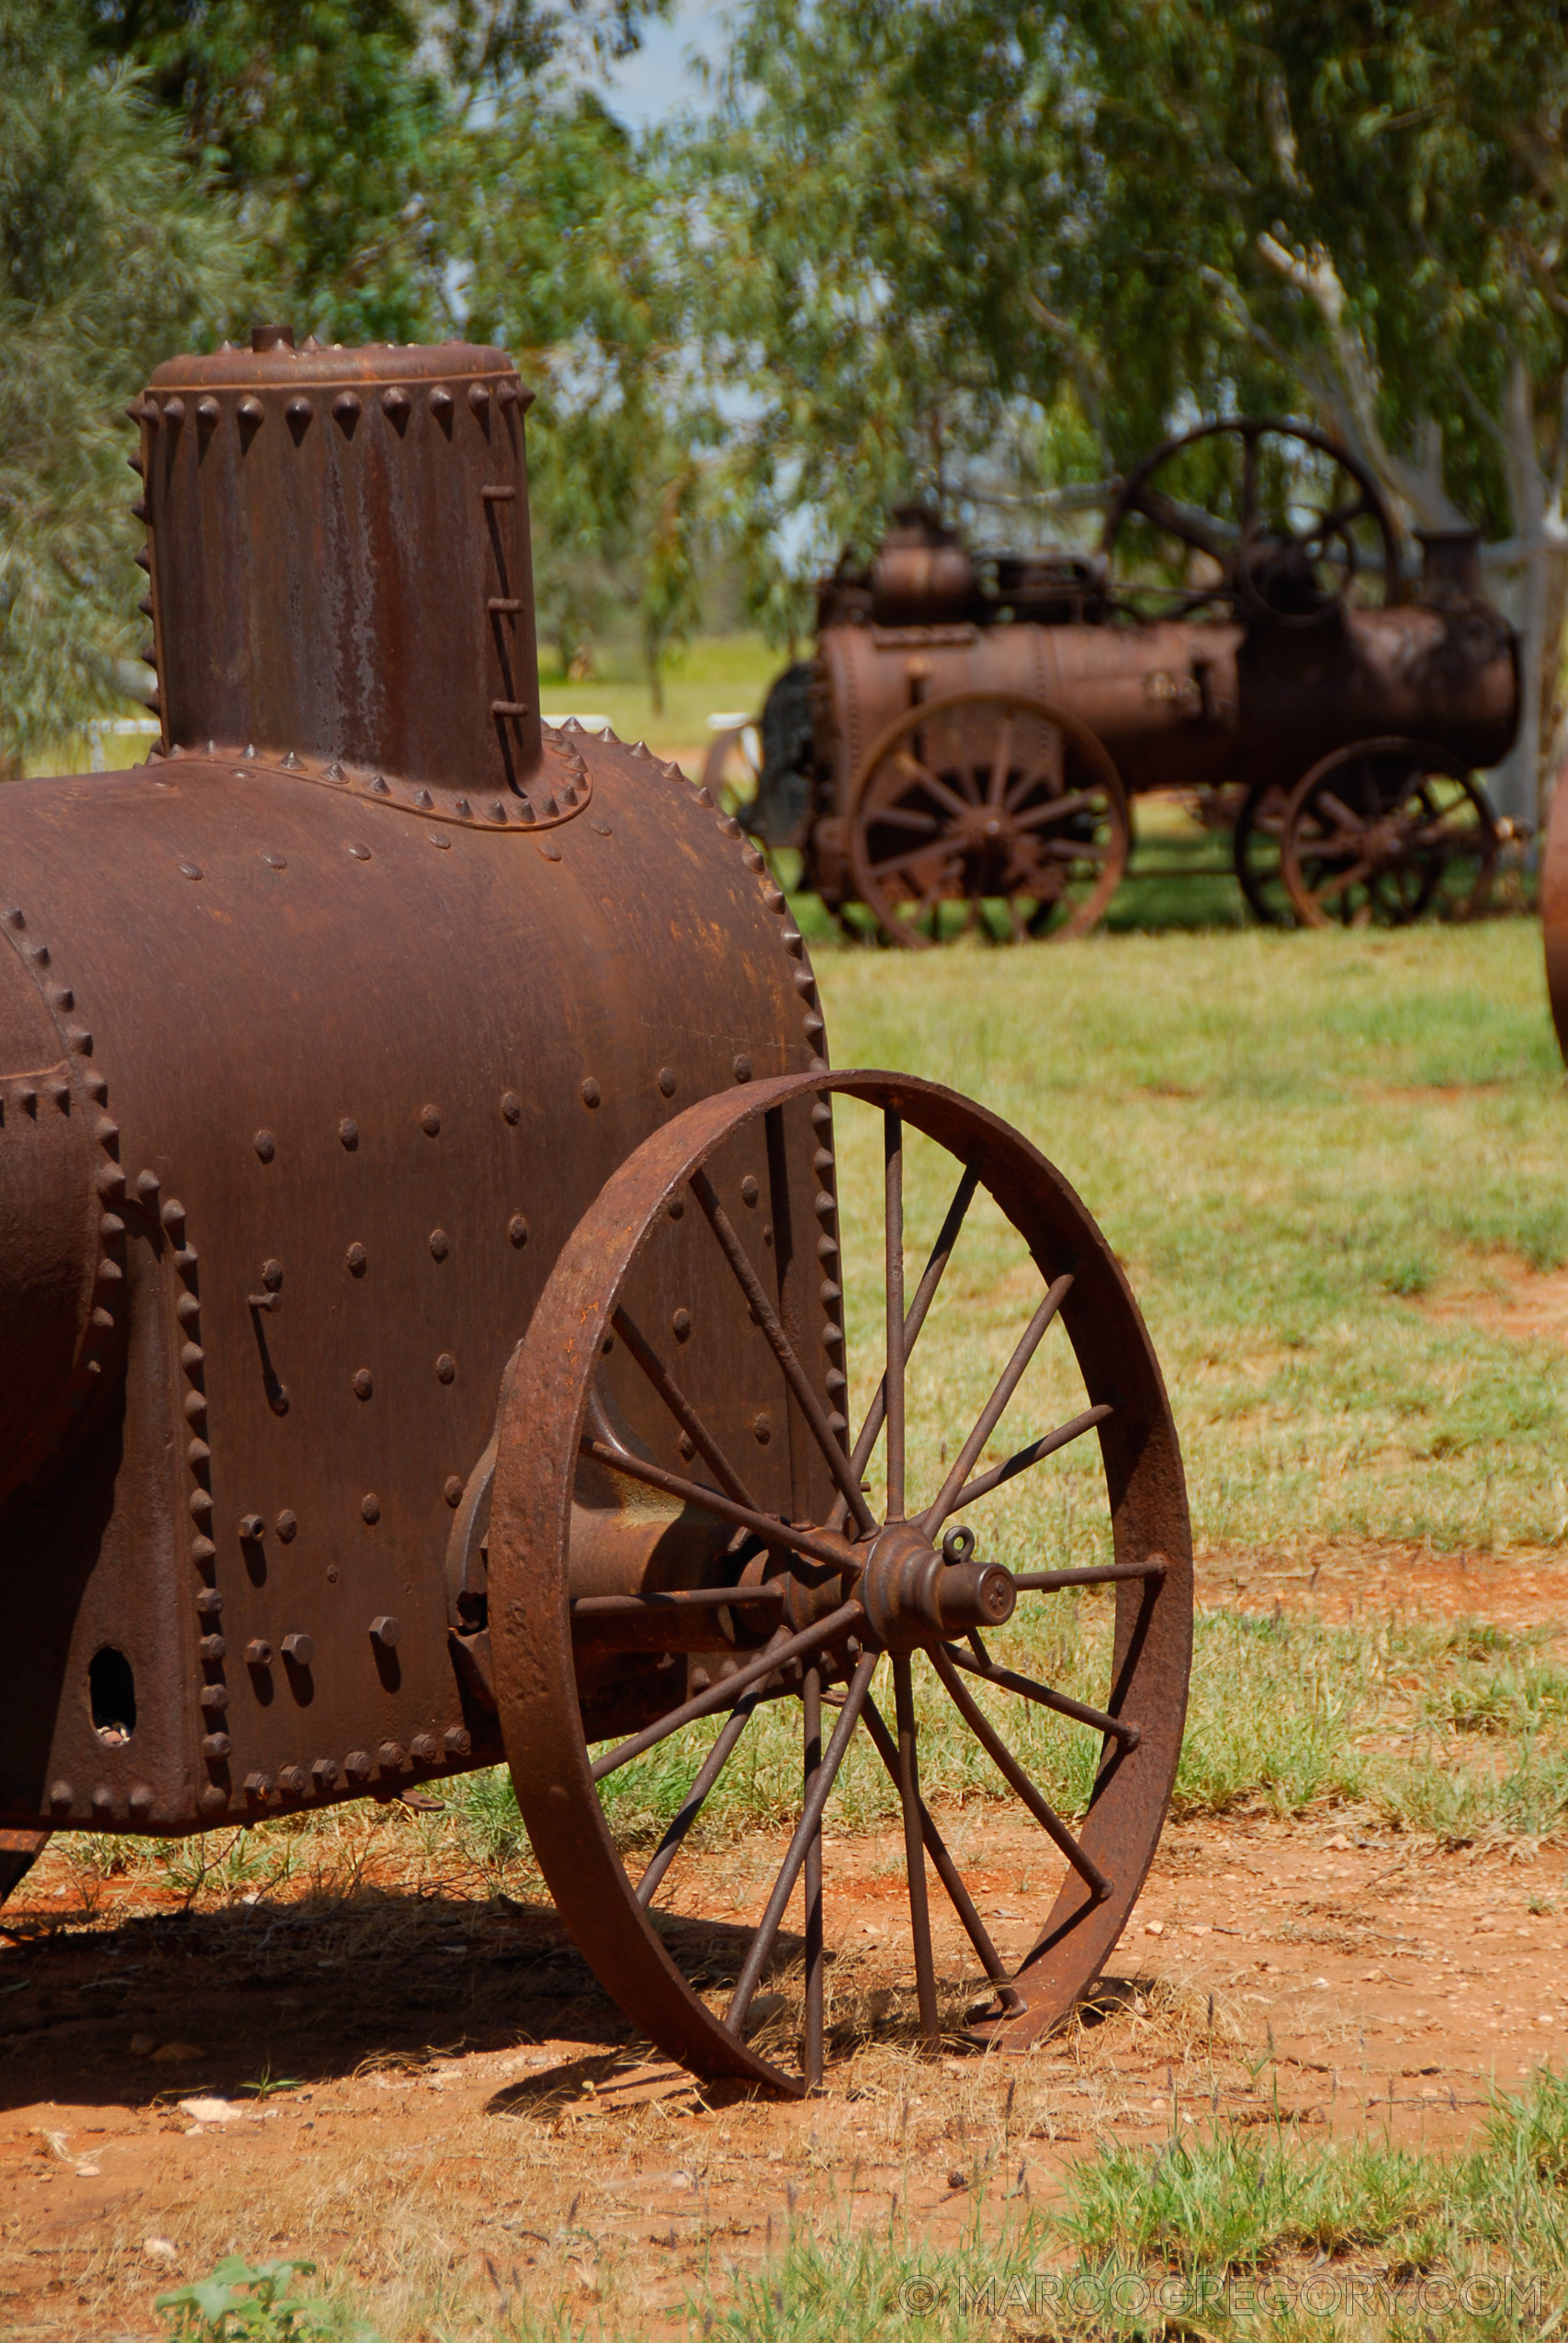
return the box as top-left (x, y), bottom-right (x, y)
top-left (0, 328), bottom-right (1190, 2094)
top-left (716, 420), bottom-right (1520, 943)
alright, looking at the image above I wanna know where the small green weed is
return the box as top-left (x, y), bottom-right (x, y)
top-left (157, 2256), bottom-right (384, 2341)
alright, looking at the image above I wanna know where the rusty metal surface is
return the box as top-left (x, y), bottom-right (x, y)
top-left (0, 334), bottom-right (826, 1844)
top-left (487, 1070), bottom-right (1191, 2091)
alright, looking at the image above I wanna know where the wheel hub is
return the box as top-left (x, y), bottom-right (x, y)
top-left (856, 1520), bottom-right (1015, 1653)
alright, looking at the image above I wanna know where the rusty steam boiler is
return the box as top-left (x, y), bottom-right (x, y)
top-left (719, 419), bottom-right (1518, 943)
top-left (0, 328), bottom-right (1192, 2095)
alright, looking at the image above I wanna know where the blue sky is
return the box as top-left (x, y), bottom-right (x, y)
top-left (600, 0), bottom-right (728, 129)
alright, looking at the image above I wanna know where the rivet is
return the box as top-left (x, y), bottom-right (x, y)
top-left (191, 1535), bottom-right (217, 1566)
top-left (369, 1614), bottom-right (400, 1647)
top-left (135, 1168), bottom-right (161, 1200)
top-left (182, 1340), bottom-right (206, 1373)
top-left (192, 396), bottom-right (220, 428)
top-left (254, 1129), bottom-right (276, 1162)
top-left (346, 1239), bottom-right (368, 1274)
top-left (276, 1510), bottom-right (298, 1542)
top-left (352, 1367), bottom-right (374, 1399)
top-left (537, 839), bottom-right (562, 862)
top-left (671, 1307), bottom-right (692, 1341)
top-left (429, 829), bottom-right (451, 849)
top-left (507, 1214), bottom-right (528, 1248)
top-left (429, 1228), bottom-right (449, 1261)
top-left (262, 852), bottom-right (287, 870)
top-left (286, 395), bottom-right (313, 435)
top-left (814, 1190), bottom-right (836, 1220)
top-left (810, 1100), bottom-right (833, 1128)
top-left (497, 379), bottom-right (521, 408)
top-left (333, 390), bottom-right (361, 428)
top-left (3, 908), bottom-right (22, 929)
top-left (813, 1148), bottom-right (834, 1175)
top-left (489, 799), bottom-right (506, 821)
top-left (129, 1783), bottom-right (153, 1818)
top-left (100, 1213), bottom-right (125, 1239)
top-left (240, 1512), bottom-right (265, 1540)
top-left (199, 1776), bottom-right (228, 1806)
top-left (95, 1115), bottom-right (118, 1148)
top-left (96, 1157), bottom-right (126, 1197)
top-left (501, 1090), bottom-right (521, 1123)
top-left (793, 967), bottom-right (816, 995)
top-left (435, 1353), bottom-right (456, 1383)
top-left (176, 1294), bottom-right (200, 1323)
top-left (591, 819), bottom-right (611, 837)
top-left (282, 1632), bottom-right (313, 1665)
top-left (277, 1765), bottom-right (307, 1797)
top-left (28, 943), bottom-right (50, 966)
top-left (444, 1726), bottom-right (471, 1758)
top-left (48, 1780), bottom-right (73, 1815)
top-left (752, 1411), bottom-right (772, 1444)
top-left (89, 1305), bottom-right (115, 1331)
top-left (581, 1078), bottom-right (601, 1108)
top-left (245, 1638), bottom-right (273, 1667)
top-left (326, 760), bottom-right (344, 781)
top-left (196, 1590), bottom-right (222, 1617)
top-left (667, 1196), bottom-right (684, 1220)
top-left (369, 774), bottom-right (389, 795)
top-left (468, 381), bottom-right (491, 414)
top-left (51, 984), bottom-right (74, 1011)
top-left (740, 1175), bottom-right (760, 1205)
top-left (420, 1104), bottom-right (441, 1136)
top-left (763, 886), bottom-right (785, 912)
top-left (412, 787), bottom-right (434, 809)
top-left (631, 740), bottom-right (651, 758)
top-left (444, 1474), bottom-right (464, 1505)
top-left (381, 387), bottom-right (411, 425)
top-left (187, 1438), bottom-right (210, 1466)
top-left (86, 1073), bottom-right (108, 1104)
top-left (678, 1432), bottom-right (695, 1458)
top-left (262, 1258), bottom-right (283, 1292)
top-left (281, 750), bottom-right (299, 770)
top-left (455, 798), bottom-right (472, 818)
top-left (733, 1054), bottom-right (753, 1082)
top-left (361, 1493), bottom-right (380, 1523)
top-left (428, 385), bottom-right (453, 419)
top-left (804, 1012), bottom-right (826, 1040)
top-left (347, 843), bottom-right (372, 860)
top-left (176, 1245), bottom-right (198, 1271)
top-left (657, 1067), bottom-right (677, 1098)
top-left (67, 1025), bottom-right (93, 1053)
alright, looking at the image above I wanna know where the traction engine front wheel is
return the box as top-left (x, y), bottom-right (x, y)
top-left (487, 1070), bottom-right (1191, 2094)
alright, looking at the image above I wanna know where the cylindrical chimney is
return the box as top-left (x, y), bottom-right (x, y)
top-left (137, 336), bottom-right (543, 804)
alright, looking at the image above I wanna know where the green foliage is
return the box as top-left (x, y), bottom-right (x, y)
top-left (157, 2255), bottom-right (383, 2341)
top-left (0, 0), bottom-right (254, 771)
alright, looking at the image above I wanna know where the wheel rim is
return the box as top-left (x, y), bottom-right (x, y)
top-left (847, 691), bottom-right (1130, 949)
top-left (488, 1070), bottom-right (1191, 2093)
top-left (1279, 738), bottom-right (1499, 929)
top-left (1233, 780), bottom-right (1293, 925)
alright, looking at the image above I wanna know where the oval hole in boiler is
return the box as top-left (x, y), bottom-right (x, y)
top-left (89, 1647), bottom-right (136, 1744)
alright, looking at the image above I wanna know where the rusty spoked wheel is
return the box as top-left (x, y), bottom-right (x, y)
top-left (1233, 780), bottom-right (1293, 925)
top-left (1280, 738), bottom-right (1500, 929)
top-left (487, 1070), bottom-right (1190, 2095)
top-left (848, 691), bottom-right (1130, 947)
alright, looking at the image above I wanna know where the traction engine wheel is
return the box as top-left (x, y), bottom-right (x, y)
top-left (487, 1070), bottom-right (1191, 2095)
top-left (1279, 738), bottom-right (1500, 929)
top-left (1233, 780), bottom-right (1293, 925)
top-left (847, 691), bottom-right (1130, 948)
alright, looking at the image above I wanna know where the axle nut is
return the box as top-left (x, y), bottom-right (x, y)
top-left (369, 1614), bottom-right (400, 1648)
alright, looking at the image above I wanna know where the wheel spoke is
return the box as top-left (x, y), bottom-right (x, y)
top-left (919, 1273), bottom-right (1075, 1534)
top-left (868, 804), bottom-right (941, 835)
top-left (1309, 855), bottom-right (1372, 906)
top-left (612, 1307), bottom-right (764, 1512)
top-left (829, 1162), bottom-right (982, 1532)
top-left (591, 1602), bottom-right (864, 1782)
top-left (931, 1646), bottom-right (1111, 1901)
top-left (1011, 788), bottom-right (1102, 832)
top-left (1037, 837), bottom-right (1110, 864)
top-left (636, 1693), bottom-right (760, 1907)
top-left (1012, 1556), bottom-right (1168, 1593)
top-left (870, 844), bottom-right (953, 885)
top-left (578, 1435), bottom-right (858, 1578)
top-left (894, 1654), bottom-right (942, 2045)
top-left (860, 1692), bottom-right (1022, 2009)
top-left (890, 751), bottom-right (973, 821)
top-left (944, 1638), bottom-right (1140, 1748)
top-left (572, 1585), bottom-right (787, 1621)
top-left (1316, 788), bottom-right (1366, 833)
top-left (987, 715), bottom-right (1016, 807)
top-left (690, 1168), bottom-right (877, 1536)
top-left (803, 1664), bottom-right (825, 2088)
top-left (727, 1650), bottom-right (878, 2033)
top-left (885, 1110), bottom-right (906, 1521)
top-left (946, 1402), bottom-right (1112, 1512)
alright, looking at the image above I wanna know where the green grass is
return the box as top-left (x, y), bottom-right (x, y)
top-left (811, 917), bottom-right (1568, 1558)
top-left (537, 628), bottom-right (779, 761)
top-left (145, 2070), bottom-right (1568, 2340)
